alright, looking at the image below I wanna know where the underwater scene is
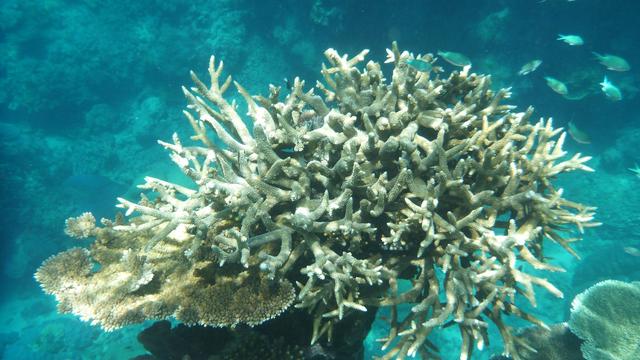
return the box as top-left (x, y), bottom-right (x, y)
top-left (1, 0), bottom-right (639, 359)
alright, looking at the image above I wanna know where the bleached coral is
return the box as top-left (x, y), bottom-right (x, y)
top-left (36, 42), bottom-right (598, 359)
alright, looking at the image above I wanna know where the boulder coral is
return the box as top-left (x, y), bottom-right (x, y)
top-left (35, 42), bottom-right (598, 359)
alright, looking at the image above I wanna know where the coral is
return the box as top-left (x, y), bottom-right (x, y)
top-left (474, 7), bottom-right (511, 44)
top-left (36, 42), bottom-right (597, 359)
top-left (310, 0), bottom-right (343, 27)
top-left (568, 280), bottom-right (640, 360)
top-left (511, 323), bottom-right (584, 360)
top-left (175, 268), bottom-right (295, 327)
top-left (64, 212), bottom-right (97, 239)
top-left (35, 247), bottom-right (93, 296)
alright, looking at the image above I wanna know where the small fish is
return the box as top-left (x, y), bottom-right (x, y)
top-left (518, 59), bottom-right (542, 76)
top-left (593, 52), bottom-right (630, 71)
top-left (544, 76), bottom-right (568, 95)
top-left (557, 34), bottom-right (584, 46)
top-left (623, 246), bottom-right (640, 257)
top-left (406, 58), bottom-right (433, 72)
top-left (437, 50), bottom-right (472, 67)
top-left (600, 76), bottom-right (622, 101)
top-left (567, 121), bottom-right (591, 144)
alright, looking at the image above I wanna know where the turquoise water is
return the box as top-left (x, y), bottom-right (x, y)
top-left (1, 1), bottom-right (639, 359)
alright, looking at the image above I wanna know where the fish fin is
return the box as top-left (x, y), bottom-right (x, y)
top-left (598, 76), bottom-right (606, 87)
top-left (592, 51), bottom-right (602, 59)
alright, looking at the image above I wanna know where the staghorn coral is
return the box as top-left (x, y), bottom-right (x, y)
top-left (36, 42), bottom-right (598, 359)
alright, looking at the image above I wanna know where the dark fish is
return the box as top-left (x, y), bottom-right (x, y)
top-left (567, 121), bottom-right (591, 144)
top-left (437, 50), bottom-right (471, 67)
top-left (518, 59), bottom-right (542, 76)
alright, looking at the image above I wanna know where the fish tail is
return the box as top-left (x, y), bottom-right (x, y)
top-left (591, 51), bottom-right (602, 59)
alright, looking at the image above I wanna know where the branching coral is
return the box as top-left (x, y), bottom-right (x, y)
top-left (35, 42), bottom-right (598, 359)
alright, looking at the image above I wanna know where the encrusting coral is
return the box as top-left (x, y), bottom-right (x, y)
top-left (35, 42), bottom-right (598, 359)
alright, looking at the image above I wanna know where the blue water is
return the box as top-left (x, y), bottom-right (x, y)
top-left (1, 0), bottom-right (639, 359)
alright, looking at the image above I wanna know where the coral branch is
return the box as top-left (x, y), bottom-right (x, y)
top-left (36, 43), bottom-right (597, 360)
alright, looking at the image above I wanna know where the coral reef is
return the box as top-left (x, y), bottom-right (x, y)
top-left (134, 300), bottom-right (375, 360)
top-left (569, 280), bottom-right (640, 360)
top-left (36, 43), bottom-right (597, 359)
top-left (493, 279), bottom-right (640, 360)
top-left (510, 323), bottom-right (584, 360)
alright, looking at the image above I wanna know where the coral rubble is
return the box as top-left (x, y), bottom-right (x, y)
top-left (35, 42), bottom-right (598, 359)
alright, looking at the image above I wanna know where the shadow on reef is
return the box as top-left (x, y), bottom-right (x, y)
top-left (132, 305), bottom-right (377, 360)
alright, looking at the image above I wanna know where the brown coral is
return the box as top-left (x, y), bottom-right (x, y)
top-left (35, 247), bottom-right (93, 295)
top-left (176, 268), bottom-right (295, 328)
top-left (36, 42), bottom-right (597, 359)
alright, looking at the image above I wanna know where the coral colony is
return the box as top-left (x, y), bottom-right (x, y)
top-left (36, 43), bottom-right (597, 359)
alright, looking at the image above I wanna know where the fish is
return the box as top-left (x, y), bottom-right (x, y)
top-left (623, 246), bottom-right (640, 257)
top-left (592, 52), bottom-right (630, 71)
top-left (600, 76), bottom-right (622, 101)
top-left (437, 50), bottom-right (472, 67)
top-left (518, 59), bottom-right (542, 76)
top-left (629, 164), bottom-right (640, 178)
top-left (557, 34), bottom-right (584, 46)
top-left (567, 121), bottom-right (591, 144)
top-left (406, 58), bottom-right (433, 72)
top-left (544, 76), bottom-right (568, 95)
top-left (562, 89), bottom-right (590, 101)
